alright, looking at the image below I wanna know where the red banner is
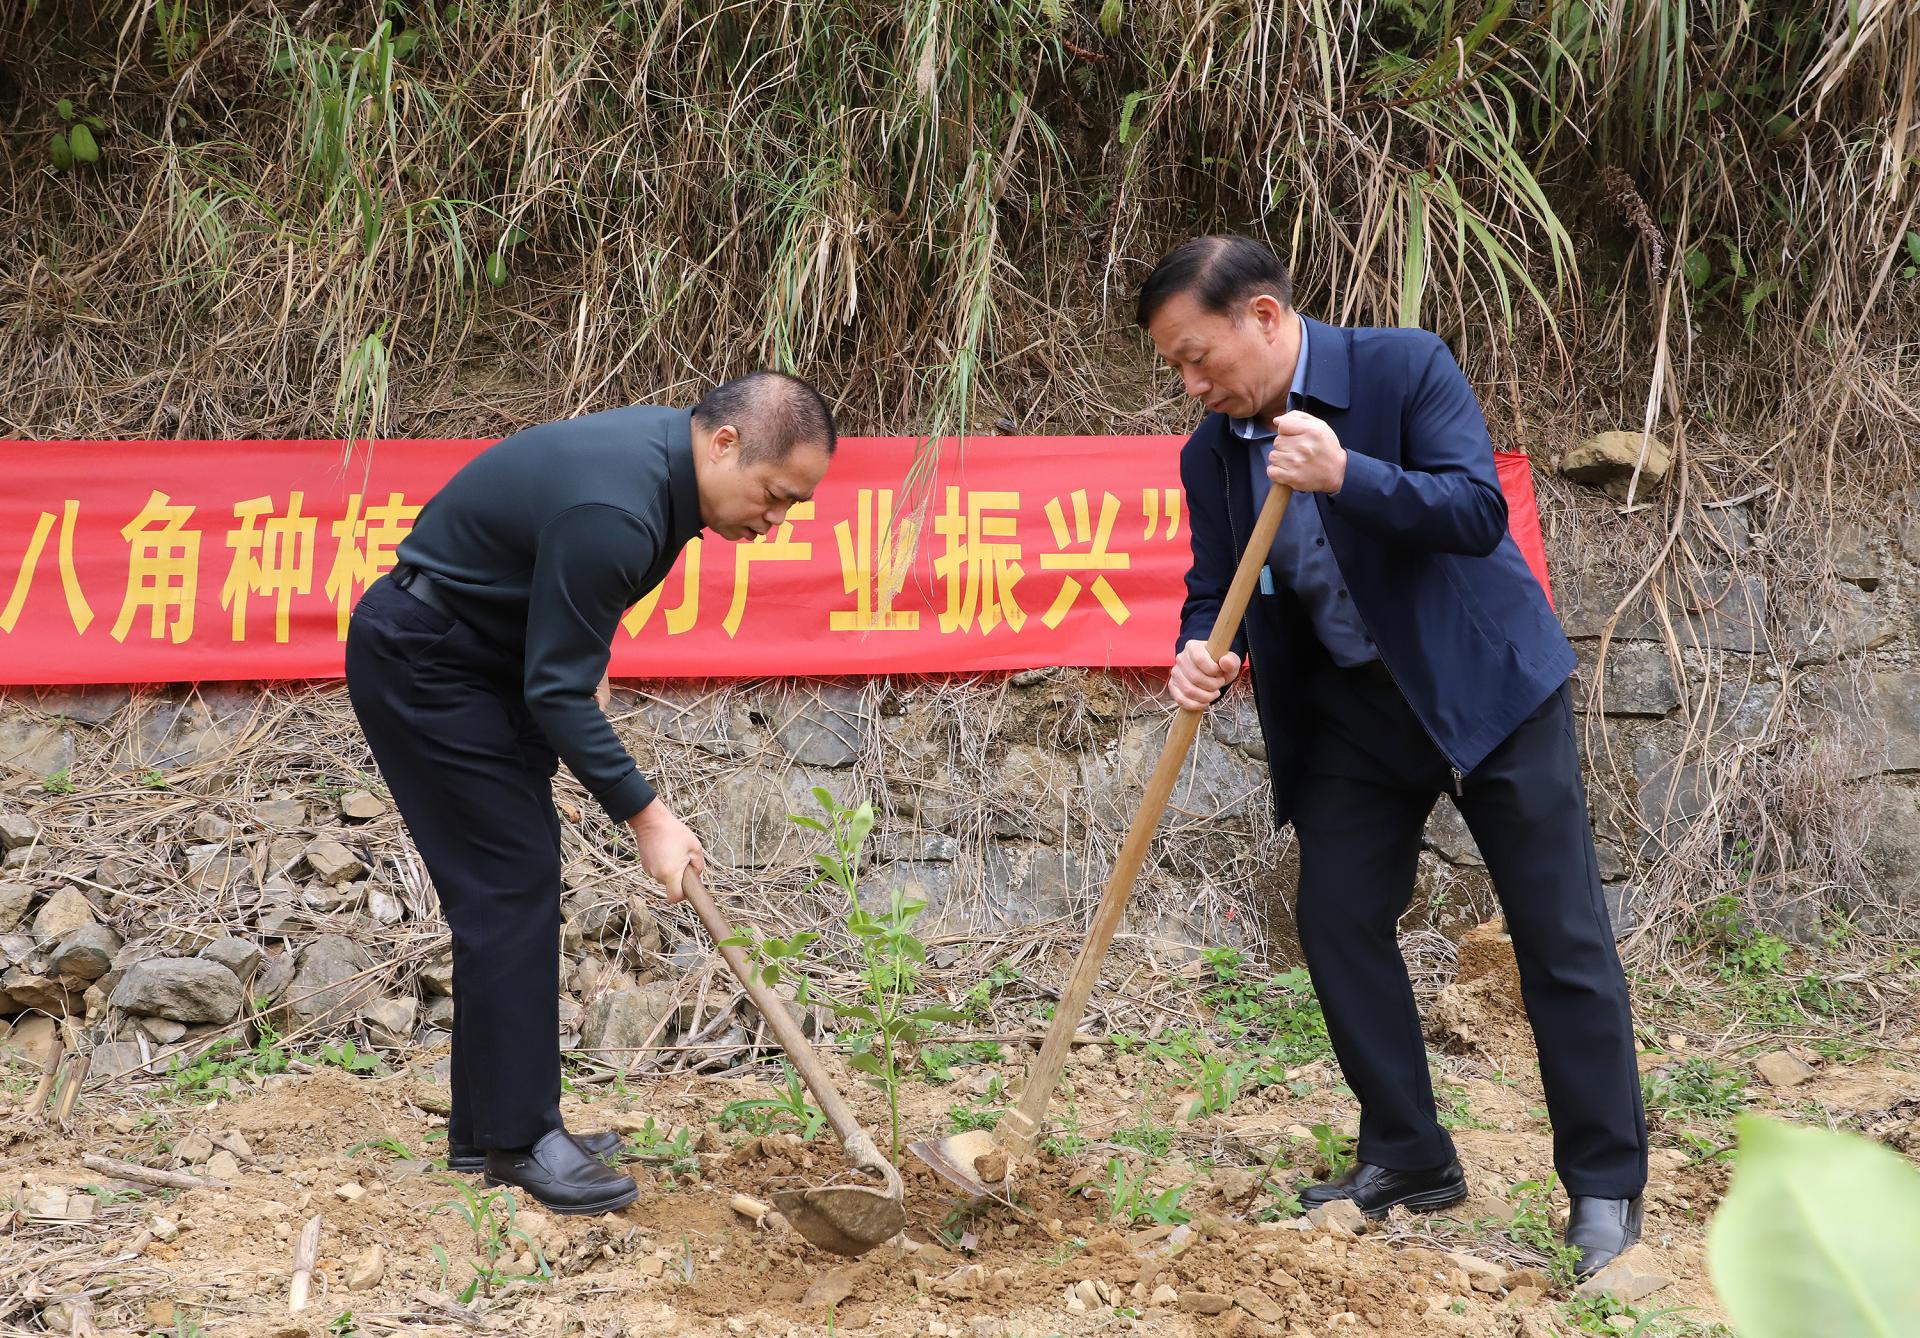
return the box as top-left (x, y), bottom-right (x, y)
top-left (0, 438), bottom-right (1549, 684)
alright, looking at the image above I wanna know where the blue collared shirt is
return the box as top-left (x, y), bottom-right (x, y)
top-left (1231, 317), bottom-right (1379, 668)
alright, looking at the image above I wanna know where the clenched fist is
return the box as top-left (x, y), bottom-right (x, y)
top-left (1264, 409), bottom-right (1348, 494)
top-left (1171, 639), bottom-right (1242, 711)
top-left (627, 799), bottom-right (705, 903)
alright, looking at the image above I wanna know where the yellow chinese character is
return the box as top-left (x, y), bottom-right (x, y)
top-left (622, 538), bottom-right (703, 637)
top-left (830, 489), bottom-right (920, 632)
top-left (723, 502), bottom-right (814, 638)
top-left (1, 501), bottom-right (94, 635)
top-left (1141, 486), bottom-right (1182, 540)
top-left (1040, 489), bottom-right (1131, 629)
top-left (111, 491), bottom-right (201, 644)
top-left (932, 488), bottom-right (1025, 634)
top-left (222, 494), bottom-right (317, 643)
top-left (324, 492), bottom-right (420, 638)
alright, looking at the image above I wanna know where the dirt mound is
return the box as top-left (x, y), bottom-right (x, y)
top-left (1427, 920), bottom-right (1537, 1069)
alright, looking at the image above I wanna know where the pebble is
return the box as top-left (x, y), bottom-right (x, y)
top-left (1178, 1291), bottom-right (1231, 1315)
top-left (333, 1182), bottom-right (365, 1201)
top-left (1150, 1284), bottom-right (1179, 1308)
top-left (346, 1244), bottom-right (386, 1291)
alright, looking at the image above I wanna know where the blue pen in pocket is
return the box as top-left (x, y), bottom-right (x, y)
top-left (1259, 565), bottom-right (1275, 596)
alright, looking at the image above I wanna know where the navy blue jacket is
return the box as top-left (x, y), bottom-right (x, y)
top-left (1175, 316), bottom-right (1575, 827)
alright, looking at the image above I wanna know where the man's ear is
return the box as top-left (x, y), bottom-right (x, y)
top-left (1248, 293), bottom-right (1289, 339)
top-left (708, 423), bottom-right (739, 460)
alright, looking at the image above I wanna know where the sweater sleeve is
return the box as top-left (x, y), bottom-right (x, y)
top-left (523, 504), bottom-right (659, 823)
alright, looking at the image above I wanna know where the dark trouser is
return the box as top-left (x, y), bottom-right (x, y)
top-left (345, 574), bottom-right (564, 1150)
top-left (1292, 658), bottom-right (1648, 1199)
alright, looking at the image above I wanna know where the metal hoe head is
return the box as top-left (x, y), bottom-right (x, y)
top-left (906, 1129), bottom-right (1011, 1201)
top-left (771, 1157), bottom-right (907, 1257)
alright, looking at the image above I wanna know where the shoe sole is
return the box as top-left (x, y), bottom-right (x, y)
top-left (1357, 1182), bottom-right (1469, 1219)
top-left (483, 1174), bottom-right (640, 1216)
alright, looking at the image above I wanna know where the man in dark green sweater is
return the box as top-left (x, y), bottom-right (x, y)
top-left (346, 371), bottom-right (835, 1214)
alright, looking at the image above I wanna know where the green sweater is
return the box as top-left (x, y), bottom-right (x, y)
top-left (394, 405), bottom-right (702, 822)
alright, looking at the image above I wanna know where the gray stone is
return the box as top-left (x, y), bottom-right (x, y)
top-left (1603, 884), bottom-right (1641, 937)
top-left (3, 845), bottom-right (37, 872)
top-left (0, 812), bottom-right (41, 850)
top-left (254, 901), bottom-right (305, 937)
top-left (0, 882), bottom-right (32, 932)
top-left (983, 843), bottom-right (1091, 928)
top-left (1699, 503), bottom-right (1752, 553)
top-left (110, 957), bottom-right (245, 1024)
top-left (0, 1012), bottom-right (59, 1067)
top-left (879, 710), bottom-right (966, 833)
top-left (301, 839), bottom-right (365, 885)
top-left (1595, 843), bottom-right (1627, 882)
top-left (303, 880), bottom-right (365, 914)
top-left (367, 888), bottom-right (404, 925)
top-left (770, 683), bottom-right (868, 768)
top-left (1863, 673), bottom-right (1920, 774)
top-left (257, 797), bottom-right (307, 828)
top-left (50, 924), bottom-right (121, 980)
top-left (91, 855), bottom-right (137, 890)
top-left (423, 995), bottom-right (455, 1028)
top-left (1, 967), bottom-right (80, 1014)
top-left (1575, 643), bottom-right (1679, 717)
top-left (30, 887), bottom-right (96, 942)
top-left (199, 936), bottom-right (262, 982)
top-left (279, 934), bottom-right (375, 1027)
top-left (191, 813), bottom-right (232, 843)
top-left (708, 767), bottom-right (859, 869)
top-left (0, 721), bottom-right (74, 778)
top-left (1634, 746), bottom-right (1714, 845)
top-left (89, 1040), bottom-right (152, 1080)
top-left (1081, 723), bottom-right (1265, 830)
top-left (1557, 431), bottom-right (1670, 498)
top-left (858, 860), bottom-right (964, 933)
top-left (579, 984), bottom-right (677, 1066)
top-left (115, 692), bottom-right (236, 773)
top-left (1205, 686), bottom-right (1266, 760)
top-left (1560, 569), bottom-right (1768, 654)
top-left (875, 831), bottom-right (960, 863)
top-left (1860, 786), bottom-right (1920, 914)
top-left (1424, 799), bottom-right (1484, 866)
top-left (991, 744), bottom-right (1077, 841)
top-left (257, 948), bottom-right (297, 1002)
top-left (1797, 584), bottom-right (1895, 664)
top-left (1829, 521), bottom-right (1882, 586)
top-left (1707, 680), bottom-right (1782, 745)
top-left (420, 945), bottom-right (454, 996)
top-left (134, 1015), bottom-right (187, 1044)
top-left (185, 843), bottom-right (246, 894)
top-left (26, 685), bottom-right (130, 726)
top-left (362, 997), bottom-right (418, 1047)
top-left (0, 932), bottom-right (33, 967)
top-left (641, 689), bottom-right (761, 758)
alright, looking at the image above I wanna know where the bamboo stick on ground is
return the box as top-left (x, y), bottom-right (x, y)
top-left (288, 1214), bottom-right (323, 1312)
top-left (79, 1155), bottom-right (226, 1192)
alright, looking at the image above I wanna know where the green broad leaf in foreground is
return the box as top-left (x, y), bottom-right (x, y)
top-left (1706, 1115), bottom-right (1920, 1338)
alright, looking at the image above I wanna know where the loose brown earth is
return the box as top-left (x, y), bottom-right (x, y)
top-left (8, 1000), bottom-right (1918, 1338)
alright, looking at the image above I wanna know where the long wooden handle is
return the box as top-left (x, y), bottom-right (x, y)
top-left (1000, 483), bottom-right (1293, 1157)
top-left (679, 869), bottom-right (883, 1166)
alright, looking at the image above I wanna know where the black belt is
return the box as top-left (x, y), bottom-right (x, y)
top-left (391, 564), bottom-right (455, 619)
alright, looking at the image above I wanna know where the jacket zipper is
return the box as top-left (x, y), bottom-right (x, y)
top-left (1226, 449), bottom-right (1468, 795)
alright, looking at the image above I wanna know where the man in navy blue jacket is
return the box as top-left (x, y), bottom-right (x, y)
top-left (1140, 236), bottom-right (1646, 1276)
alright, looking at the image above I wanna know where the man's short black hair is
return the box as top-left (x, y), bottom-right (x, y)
top-left (691, 370), bottom-right (838, 463)
top-left (1136, 235), bottom-right (1294, 329)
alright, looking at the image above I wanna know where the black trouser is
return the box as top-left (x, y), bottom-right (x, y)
top-left (345, 573), bottom-right (564, 1150)
top-left (1292, 658), bottom-right (1648, 1199)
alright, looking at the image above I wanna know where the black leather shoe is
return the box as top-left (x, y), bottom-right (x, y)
top-left (1298, 1159), bottom-right (1468, 1219)
top-left (1566, 1195), bottom-right (1643, 1278)
top-left (448, 1128), bottom-right (624, 1174)
top-left (484, 1129), bottom-right (639, 1215)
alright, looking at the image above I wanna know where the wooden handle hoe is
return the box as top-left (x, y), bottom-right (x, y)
top-left (909, 483), bottom-right (1294, 1194)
